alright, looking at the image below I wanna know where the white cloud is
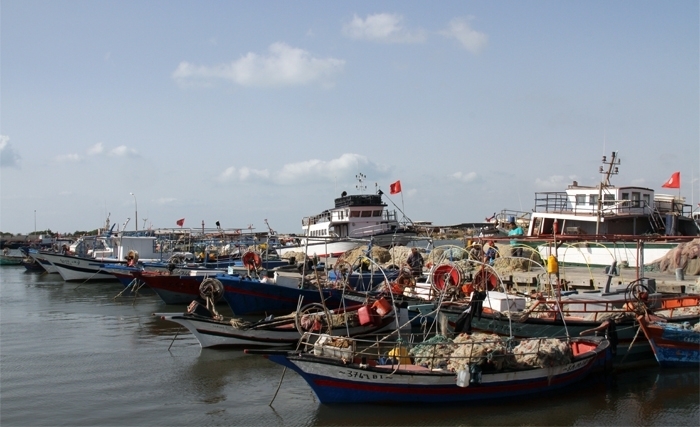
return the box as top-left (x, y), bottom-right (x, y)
top-left (87, 142), bottom-right (104, 155)
top-left (219, 165), bottom-right (270, 182)
top-left (173, 42), bottom-right (345, 88)
top-left (108, 145), bottom-right (138, 157)
top-left (276, 153), bottom-right (384, 183)
top-left (218, 166), bottom-right (236, 182)
top-left (0, 135), bottom-right (21, 168)
top-left (451, 171), bottom-right (478, 183)
top-left (55, 153), bottom-right (82, 162)
top-left (440, 17), bottom-right (488, 54)
top-left (239, 167), bottom-right (270, 181)
top-left (218, 154), bottom-right (389, 186)
top-left (343, 13), bottom-right (426, 43)
top-left (535, 175), bottom-right (578, 190)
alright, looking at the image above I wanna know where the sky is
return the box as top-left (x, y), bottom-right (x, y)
top-left (1, 1), bottom-right (698, 235)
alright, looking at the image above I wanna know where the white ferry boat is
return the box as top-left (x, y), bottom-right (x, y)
top-left (278, 189), bottom-right (417, 258)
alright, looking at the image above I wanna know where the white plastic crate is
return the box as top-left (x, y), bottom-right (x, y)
top-left (483, 291), bottom-right (526, 312)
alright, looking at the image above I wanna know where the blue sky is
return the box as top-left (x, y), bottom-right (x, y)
top-left (1, 1), bottom-right (698, 235)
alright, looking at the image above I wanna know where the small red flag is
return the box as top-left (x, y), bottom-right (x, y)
top-left (661, 172), bottom-right (680, 189)
top-left (389, 180), bottom-right (402, 195)
top-left (176, 218), bottom-right (185, 227)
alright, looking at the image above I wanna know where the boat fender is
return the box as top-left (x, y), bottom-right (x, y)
top-left (606, 320), bottom-right (619, 356)
top-left (456, 369), bottom-right (470, 387)
top-left (469, 364), bottom-right (482, 386)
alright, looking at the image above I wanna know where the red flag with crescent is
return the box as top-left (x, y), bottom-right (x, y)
top-left (661, 172), bottom-right (680, 189)
top-left (389, 180), bottom-right (402, 195)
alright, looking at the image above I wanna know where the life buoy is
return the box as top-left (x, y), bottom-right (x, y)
top-left (242, 251), bottom-right (262, 271)
top-left (432, 264), bottom-right (462, 292)
top-left (473, 269), bottom-right (498, 291)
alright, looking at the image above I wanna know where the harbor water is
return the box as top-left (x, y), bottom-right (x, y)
top-left (1, 266), bottom-right (698, 426)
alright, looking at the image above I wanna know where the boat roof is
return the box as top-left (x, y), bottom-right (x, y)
top-left (333, 194), bottom-right (386, 209)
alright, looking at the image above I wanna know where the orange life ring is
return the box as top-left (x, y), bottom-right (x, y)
top-left (473, 269), bottom-right (498, 291)
top-left (242, 251), bottom-right (262, 270)
top-left (432, 264), bottom-right (462, 291)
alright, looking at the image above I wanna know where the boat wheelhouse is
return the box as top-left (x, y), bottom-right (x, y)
top-left (527, 184), bottom-right (698, 237)
top-left (302, 192), bottom-right (410, 244)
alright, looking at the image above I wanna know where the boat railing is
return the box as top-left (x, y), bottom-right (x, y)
top-left (533, 192), bottom-right (569, 213)
top-left (497, 210), bottom-right (531, 225)
top-left (533, 192), bottom-right (696, 219)
top-left (524, 298), bottom-right (632, 322)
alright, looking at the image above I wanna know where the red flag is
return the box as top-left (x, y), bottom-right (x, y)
top-left (661, 172), bottom-right (680, 189)
top-left (176, 218), bottom-right (185, 227)
top-left (389, 180), bottom-right (402, 195)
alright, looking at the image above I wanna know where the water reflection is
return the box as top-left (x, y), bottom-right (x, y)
top-left (308, 369), bottom-right (699, 426)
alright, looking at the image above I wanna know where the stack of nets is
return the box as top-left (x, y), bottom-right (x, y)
top-left (408, 333), bottom-right (574, 372)
top-left (447, 333), bottom-right (508, 372)
top-left (654, 305), bottom-right (700, 318)
top-left (300, 311), bottom-right (359, 329)
top-left (648, 238), bottom-right (700, 274)
top-left (512, 338), bottom-right (572, 368)
top-left (409, 335), bottom-right (454, 370)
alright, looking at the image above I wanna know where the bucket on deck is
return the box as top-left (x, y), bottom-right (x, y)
top-left (371, 297), bottom-right (392, 316)
top-left (676, 268), bottom-right (685, 281)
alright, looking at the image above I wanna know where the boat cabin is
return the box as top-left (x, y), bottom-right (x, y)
top-left (528, 182), bottom-right (698, 237)
top-left (301, 193), bottom-right (402, 239)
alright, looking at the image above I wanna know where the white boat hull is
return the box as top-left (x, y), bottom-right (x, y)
top-left (277, 240), bottom-right (361, 258)
top-left (39, 253), bottom-right (121, 281)
top-left (537, 241), bottom-right (676, 268)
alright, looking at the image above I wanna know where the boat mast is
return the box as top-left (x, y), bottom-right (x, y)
top-left (596, 152), bottom-right (620, 236)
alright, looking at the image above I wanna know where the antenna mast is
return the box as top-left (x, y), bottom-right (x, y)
top-left (355, 173), bottom-right (367, 193)
top-left (596, 152), bottom-right (621, 236)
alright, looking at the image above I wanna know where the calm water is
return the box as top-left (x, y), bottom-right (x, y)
top-left (1, 266), bottom-right (698, 427)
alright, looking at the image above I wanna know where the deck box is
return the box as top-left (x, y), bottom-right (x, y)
top-left (483, 291), bottom-right (526, 312)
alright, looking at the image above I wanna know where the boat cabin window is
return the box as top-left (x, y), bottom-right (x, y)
top-left (360, 211), bottom-right (372, 218)
top-left (372, 210), bottom-right (382, 217)
top-left (603, 194), bottom-right (615, 206)
top-left (350, 211), bottom-right (361, 218)
top-left (589, 195), bottom-right (598, 206)
top-left (621, 192), bottom-right (629, 207)
top-left (575, 195), bottom-right (586, 206)
top-left (631, 192), bottom-right (641, 208)
top-left (642, 193), bottom-right (650, 208)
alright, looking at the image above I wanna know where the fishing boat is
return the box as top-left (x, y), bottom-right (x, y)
top-left (39, 232), bottom-right (167, 282)
top-left (247, 332), bottom-right (611, 404)
top-left (500, 152), bottom-right (699, 268)
top-left (129, 269), bottom-right (220, 304)
top-left (417, 275), bottom-right (700, 368)
top-left (21, 255), bottom-right (45, 272)
top-left (326, 263), bottom-right (402, 292)
top-left (218, 272), bottom-right (364, 316)
top-left (636, 313), bottom-right (700, 367)
top-left (156, 295), bottom-right (409, 349)
top-left (1, 247), bottom-right (26, 265)
top-left (277, 178), bottom-right (417, 258)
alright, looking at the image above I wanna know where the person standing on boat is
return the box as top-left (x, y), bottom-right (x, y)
top-left (406, 247), bottom-right (424, 277)
top-left (508, 222), bottom-right (524, 258)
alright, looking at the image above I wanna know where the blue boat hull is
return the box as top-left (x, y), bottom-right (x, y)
top-left (220, 275), bottom-right (352, 315)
